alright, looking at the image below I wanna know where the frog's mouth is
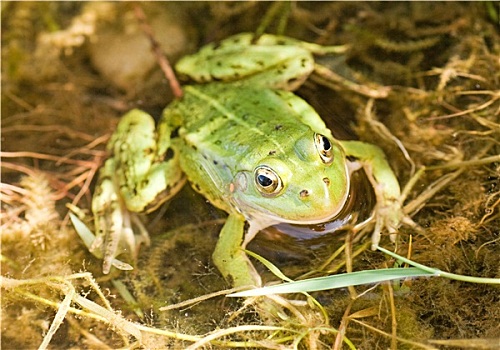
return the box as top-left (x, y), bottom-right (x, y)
top-left (241, 201), bottom-right (349, 246)
top-left (257, 203), bottom-right (347, 226)
top-left (236, 186), bottom-right (350, 231)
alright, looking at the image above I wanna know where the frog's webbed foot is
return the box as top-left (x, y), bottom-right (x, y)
top-left (370, 192), bottom-right (417, 250)
top-left (98, 210), bottom-right (150, 274)
top-left (91, 161), bottom-right (151, 274)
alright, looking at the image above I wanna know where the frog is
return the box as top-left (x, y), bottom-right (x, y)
top-left (89, 33), bottom-right (408, 288)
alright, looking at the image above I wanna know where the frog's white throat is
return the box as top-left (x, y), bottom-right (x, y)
top-left (241, 196), bottom-right (349, 247)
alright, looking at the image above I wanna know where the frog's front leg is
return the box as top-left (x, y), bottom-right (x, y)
top-left (212, 213), bottom-right (262, 288)
top-left (340, 140), bottom-right (413, 249)
top-left (92, 109), bottom-right (185, 273)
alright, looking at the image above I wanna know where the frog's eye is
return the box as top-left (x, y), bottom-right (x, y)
top-left (254, 165), bottom-right (283, 196)
top-left (314, 133), bottom-right (334, 165)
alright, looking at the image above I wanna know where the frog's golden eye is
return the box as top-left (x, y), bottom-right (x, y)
top-left (314, 133), bottom-right (334, 165)
top-left (254, 165), bottom-right (283, 196)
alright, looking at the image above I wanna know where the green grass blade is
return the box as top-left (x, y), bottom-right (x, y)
top-left (229, 267), bottom-right (435, 297)
top-left (377, 246), bottom-right (500, 284)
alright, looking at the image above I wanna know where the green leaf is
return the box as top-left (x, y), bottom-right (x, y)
top-left (229, 267), bottom-right (435, 297)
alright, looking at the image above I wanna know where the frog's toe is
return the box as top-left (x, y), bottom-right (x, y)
top-left (371, 202), bottom-right (419, 249)
top-left (370, 199), bottom-right (405, 249)
top-left (370, 218), bottom-right (383, 250)
top-left (102, 213), bottom-right (150, 274)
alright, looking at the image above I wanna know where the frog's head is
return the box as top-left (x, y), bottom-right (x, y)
top-left (230, 132), bottom-right (350, 227)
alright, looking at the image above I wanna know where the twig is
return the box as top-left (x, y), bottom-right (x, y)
top-left (132, 3), bottom-right (183, 99)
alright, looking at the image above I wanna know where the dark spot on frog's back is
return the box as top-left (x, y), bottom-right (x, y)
top-left (274, 124), bottom-right (283, 131)
top-left (271, 90), bottom-right (283, 98)
top-left (170, 127), bottom-right (180, 139)
top-left (268, 150), bottom-right (277, 156)
top-left (164, 148), bottom-right (175, 161)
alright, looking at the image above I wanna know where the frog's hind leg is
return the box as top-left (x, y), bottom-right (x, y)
top-left (110, 109), bottom-right (185, 213)
top-left (92, 109), bottom-right (185, 273)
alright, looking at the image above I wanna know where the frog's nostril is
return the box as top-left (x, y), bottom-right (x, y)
top-left (323, 177), bottom-right (330, 186)
top-left (299, 189), bottom-right (310, 198)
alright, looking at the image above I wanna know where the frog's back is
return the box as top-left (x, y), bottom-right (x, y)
top-left (165, 83), bottom-right (328, 170)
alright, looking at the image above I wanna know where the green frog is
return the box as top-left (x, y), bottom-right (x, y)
top-left (89, 33), bottom-right (407, 287)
